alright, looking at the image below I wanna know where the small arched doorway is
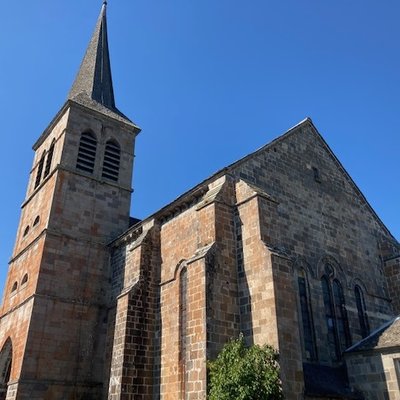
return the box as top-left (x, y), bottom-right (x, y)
top-left (0, 339), bottom-right (12, 400)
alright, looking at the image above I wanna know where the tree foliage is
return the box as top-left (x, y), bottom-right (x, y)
top-left (208, 334), bottom-right (283, 400)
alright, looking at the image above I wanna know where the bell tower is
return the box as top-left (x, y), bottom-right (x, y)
top-left (0, 3), bottom-right (140, 399)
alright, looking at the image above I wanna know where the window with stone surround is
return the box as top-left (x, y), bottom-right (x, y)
top-left (321, 271), bottom-right (351, 361)
top-left (297, 268), bottom-right (317, 360)
top-left (102, 140), bottom-right (121, 182)
top-left (0, 338), bottom-right (12, 391)
top-left (21, 274), bottom-right (28, 286)
top-left (355, 285), bottom-right (370, 339)
top-left (76, 132), bottom-right (97, 174)
top-left (395, 358), bottom-right (400, 390)
top-left (44, 139), bottom-right (55, 178)
top-left (34, 151), bottom-right (46, 189)
top-left (179, 267), bottom-right (188, 398)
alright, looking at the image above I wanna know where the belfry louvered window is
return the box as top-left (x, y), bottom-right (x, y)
top-left (102, 140), bottom-right (121, 181)
top-left (76, 132), bottom-right (97, 174)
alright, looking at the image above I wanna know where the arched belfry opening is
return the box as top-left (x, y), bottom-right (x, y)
top-left (0, 338), bottom-right (12, 400)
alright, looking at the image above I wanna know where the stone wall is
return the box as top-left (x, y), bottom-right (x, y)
top-left (230, 120), bottom-right (395, 364)
top-left (107, 222), bottom-right (160, 400)
top-left (346, 350), bottom-right (400, 400)
top-left (384, 256), bottom-right (400, 315)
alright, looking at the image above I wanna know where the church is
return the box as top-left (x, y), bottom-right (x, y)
top-left (0, 3), bottom-right (399, 400)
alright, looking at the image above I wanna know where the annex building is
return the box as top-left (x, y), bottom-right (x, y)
top-left (0, 3), bottom-right (399, 400)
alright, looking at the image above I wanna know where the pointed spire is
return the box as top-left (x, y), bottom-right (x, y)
top-left (69, 1), bottom-right (116, 110)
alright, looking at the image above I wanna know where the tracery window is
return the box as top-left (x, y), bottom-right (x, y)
top-left (102, 140), bottom-right (121, 181)
top-left (355, 285), bottom-right (370, 338)
top-left (76, 132), bottom-right (97, 174)
top-left (297, 269), bottom-right (316, 360)
top-left (321, 269), bottom-right (351, 361)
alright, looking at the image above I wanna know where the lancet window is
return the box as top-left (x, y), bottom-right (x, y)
top-left (179, 267), bottom-right (188, 398)
top-left (297, 268), bottom-right (317, 360)
top-left (321, 268), bottom-right (351, 360)
top-left (34, 152), bottom-right (46, 189)
top-left (44, 140), bottom-right (55, 178)
top-left (355, 285), bottom-right (370, 339)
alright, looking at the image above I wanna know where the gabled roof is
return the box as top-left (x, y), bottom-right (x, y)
top-left (226, 117), bottom-right (397, 242)
top-left (119, 118), bottom-right (398, 246)
top-left (346, 316), bottom-right (400, 353)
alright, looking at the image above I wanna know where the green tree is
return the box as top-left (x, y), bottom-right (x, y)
top-left (208, 334), bottom-right (283, 400)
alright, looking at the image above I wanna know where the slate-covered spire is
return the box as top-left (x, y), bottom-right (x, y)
top-left (69, 2), bottom-right (118, 112)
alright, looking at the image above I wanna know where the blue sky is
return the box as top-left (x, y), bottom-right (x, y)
top-left (0, 1), bottom-right (399, 292)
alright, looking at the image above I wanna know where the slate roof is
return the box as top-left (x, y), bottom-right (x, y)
top-left (346, 316), bottom-right (400, 353)
top-left (68, 2), bottom-right (135, 127)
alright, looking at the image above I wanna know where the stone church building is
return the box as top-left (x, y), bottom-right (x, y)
top-left (0, 3), bottom-right (399, 400)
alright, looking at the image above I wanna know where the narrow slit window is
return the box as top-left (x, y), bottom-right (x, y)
top-left (298, 269), bottom-right (317, 360)
top-left (312, 166), bottom-right (321, 183)
top-left (44, 140), bottom-right (55, 178)
top-left (179, 267), bottom-right (188, 397)
top-left (34, 152), bottom-right (46, 189)
top-left (23, 226), bottom-right (30, 237)
top-left (11, 282), bottom-right (17, 292)
top-left (102, 140), bottom-right (121, 181)
top-left (76, 132), bottom-right (97, 174)
top-left (33, 216), bottom-right (40, 226)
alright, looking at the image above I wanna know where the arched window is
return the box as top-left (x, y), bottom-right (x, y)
top-left (21, 274), bottom-right (28, 286)
top-left (297, 269), bottom-right (316, 360)
top-left (11, 282), bottom-right (17, 293)
top-left (321, 273), bottom-right (351, 361)
top-left (76, 132), bottom-right (97, 174)
top-left (33, 216), bottom-right (40, 227)
top-left (102, 140), bottom-right (121, 181)
top-left (0, 338), bottom-right (13, 396)
top-left (355, 285), bottom-right (370, 338)
top-left (332, 280), bottom-right (351, 351)
top-left (179, 267), bottom-right (188, 398)
top-left (44, 140), bottom-right (55, 178)
top-left (34, 152), bottom-right (46, 189)
top-left (23, 226), bottom-right (30, 237)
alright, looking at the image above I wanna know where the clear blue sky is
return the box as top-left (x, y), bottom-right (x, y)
top-left (0, 1), bottom-right (399, 293)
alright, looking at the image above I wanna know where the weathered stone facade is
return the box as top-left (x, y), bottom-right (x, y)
top-left (0, 3), bottom-right (399, 400)
top-left (346, 317), bottom-right (400, 399)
